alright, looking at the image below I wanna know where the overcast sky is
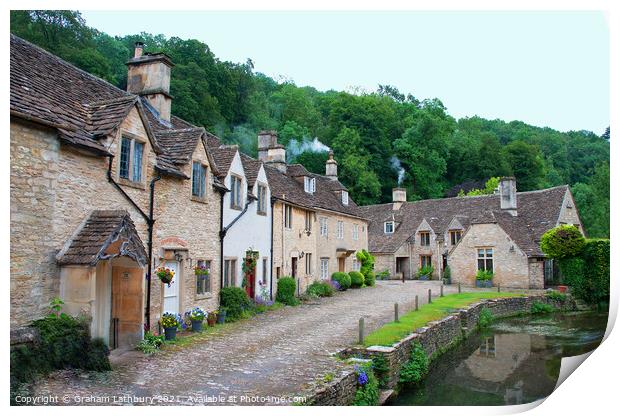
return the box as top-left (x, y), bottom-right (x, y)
top-left (81, 10), bottom-right (609, 134)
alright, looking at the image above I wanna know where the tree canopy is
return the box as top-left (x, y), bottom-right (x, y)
top-left (11, 10), bottom-right (610, 237)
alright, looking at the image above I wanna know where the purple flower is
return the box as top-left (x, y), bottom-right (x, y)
top-left (357, 371), bottom-right (368, 386)
top-left (331, 280), bottom-right (341, 291)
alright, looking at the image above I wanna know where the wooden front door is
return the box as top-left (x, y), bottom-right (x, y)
top-left (111, 266), bottom-right (143, 349)
top-left (338, 257), bottom-right (345, 272)
top-left (163, 261), bottom-right (180, 314)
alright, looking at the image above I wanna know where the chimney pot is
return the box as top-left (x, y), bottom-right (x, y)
top-left (392, 188), bottom-right (406, 210)
top-left (499, 177), bottom-right (517, 215)
top-left (257, 131), bottom-right (286, 173)
top-left (326, 150), bottom-right (338, 180)
top-left (134, 42), bottom-right (144, 58)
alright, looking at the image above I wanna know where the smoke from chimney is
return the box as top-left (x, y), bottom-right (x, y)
top-left (390, 156), bottom-right (405, 186)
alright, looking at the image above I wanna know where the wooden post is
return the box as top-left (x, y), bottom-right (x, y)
top-left (359, 318), bottom-right (364, 344)
top-left (498, 283), bottom-right (501, 293)
top-left (394, 303), bottom-right (399, 322)
top-left (428, 288), bottom-right (432, 304)
top-left (415, 295), bottom-right (419, 311)
top-left (440, 284), bottom-right (444, 297)
top-left (458, 282), bottom-right (461, 293)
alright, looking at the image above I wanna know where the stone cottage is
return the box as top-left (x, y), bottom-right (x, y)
top-left (10, 36), bottom-right (224, 349)
top-left (206, 136), bottom-right (273, 302)
top-left (358, 178), bottom-right (583, 289)
top-left (259, 132), bottom-right (369, 294)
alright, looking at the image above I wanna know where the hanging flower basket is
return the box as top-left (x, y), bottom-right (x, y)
top-left (156, 267), bottom-right (175, 287)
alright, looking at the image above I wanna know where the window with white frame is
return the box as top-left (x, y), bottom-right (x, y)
top-left (384, 221), bottom-right (395, 234)
top-left (352, 258), bottom-right (361, 271)
top-left (341, 191), bottom-right (349, 205)
top-left (320, 217), bottom-right (328, 237)
top-left (192, 161), bottom-right (207, 198)
top-left (477, 248), bottom-right (494, 272)
top-left (352, 224), bottom-right (359, 240)
top-left (230, 175), bottom-right (243, 209)
top-left (284, 204), bottom-right (293, 228)
top-left (119, 136), bottom-right (144, 183)
top-left (305, 253), bottom-right (312, 275)
top-left (336, 221), bottom-right (344, 239)
top-left (257, 184), bottom-right (267, 214)
top-left (320, 258), bottom-right (329, 279)
top-left (304, 176), bottom-right (316, 194)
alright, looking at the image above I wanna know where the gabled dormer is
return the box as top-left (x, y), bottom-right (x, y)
top-left (304, 176), bottom-right (316, 194)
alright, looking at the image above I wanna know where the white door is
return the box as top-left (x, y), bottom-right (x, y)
top-left (163, 261), bottom-right (180, 314)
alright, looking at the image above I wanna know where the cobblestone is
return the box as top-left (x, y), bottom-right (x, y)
top-left (33, 281), bottom-right (457, 405)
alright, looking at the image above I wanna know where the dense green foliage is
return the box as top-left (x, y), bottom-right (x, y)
top-left (352, 362), bottom-right (380, 406)
top-left (546, 290), bottom-right (567, 302)
top-left (136, 331), bottom-right (165, 355)
top-left (331, 272), bottom-right (351, 290)
top-left (478, 307), bottom-right (494, 328)
top-left (306, 280), bottom-right (335, 298)
top-left (275, 276), bottom-right (299, 306)
top-left (10, 11), bottom-right (609, 236)
top-left (560, 239), bottom-right (610, 306)
top-left (371, 354), bottom-right (390, 389)
top-left (416, 265), bottom-right (434, 279)
top-left (364, 271), bottom-right (376, 287)
top-left (531, 301), bottom-right (556, 314)
top-left (540, 225), bottom-right (587, 259)
top-left (349, 271), bottom-right (365, 288)
top-left (475, 270), bottom-right (494, 281)
top-left (219, 287), bottom-right (252, 321)
top-left (399, 342), bottom-right (429, 385)
top-left (11, 313), bottom-right (111, 403)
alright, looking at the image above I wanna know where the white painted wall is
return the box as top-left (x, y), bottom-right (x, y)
top-left (222, 151), bottom-right (272, 301)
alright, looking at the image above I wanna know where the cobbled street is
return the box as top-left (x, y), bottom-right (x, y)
top-left (34, 281), bottom-right (459, 406)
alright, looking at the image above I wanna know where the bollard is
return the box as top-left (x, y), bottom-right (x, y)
top-left (428, 288), bottom-right (432, 304)
top-left (395, 303), bottom-right (399, 322)
top-left (458, 282), bottom-right (461, 293)
top-left (415, 295), bottom-right (419, 311)
top-left (440, 284), bottom-right (444, 297)
top-left (498, 284), bottom-right (501, 293)
top-left (359, 318), bottom-right (365, 344)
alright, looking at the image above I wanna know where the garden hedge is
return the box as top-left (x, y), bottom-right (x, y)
top-left (220, 287), bottom-right (252, 320)
top-left (276, 276), bottom-right (298, 305)
top-left (349, 271), bottom-right (365, 288)
top-left (307, 281), bottom-right (335, 297)
top-left (331, 272), bottom-right (351, 290)
top-left (364, 271), bottom-right (376, 287)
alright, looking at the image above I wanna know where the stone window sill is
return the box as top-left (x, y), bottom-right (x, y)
top-left (191, 195), bottom-right (208, 204)
top-left (195, 292), bottom-right (213, 301)
top-left (257, 211), bottom-right (267, 216)
top-left (117, 177), bottom-right (146, 190)
top-left (230, 205), bottom-right (242, 211)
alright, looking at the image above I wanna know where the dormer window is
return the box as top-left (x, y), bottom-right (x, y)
top-left (384, 221), bottom-right (394, 234)
top-left (341, 191), bottom-right (349, 205)
top-left (119, 135), bottom-right (145, 183)
top-left (230, 175), bottom-right (243, 209)
top-left (304, 176), bottom-right (316, 194)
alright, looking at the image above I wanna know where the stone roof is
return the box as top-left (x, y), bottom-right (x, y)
top-left (265, 164), bottom-right (363, 219)
top-left (209, 146), bottom-right (239, 180)
top-left (359, 185), bottom-right (568, 256)
top-left (240, 153), bottom-right (263, 186)
top-left (10, 34), bottom-right (211, 179)
top-left (57, 210), bottom-right (148, 266)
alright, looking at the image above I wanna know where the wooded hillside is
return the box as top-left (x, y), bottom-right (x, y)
top-left (10, 11), bottom-right (610, 237)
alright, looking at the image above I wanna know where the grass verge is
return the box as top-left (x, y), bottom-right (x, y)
top-left (363, 291), bottom-right (524, 347)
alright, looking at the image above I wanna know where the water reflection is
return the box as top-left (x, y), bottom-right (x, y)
top-left (389, 312), bottom-right (607, 406)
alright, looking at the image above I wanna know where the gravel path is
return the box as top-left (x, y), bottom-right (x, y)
top-left (33, 281), bottom-right (457, 406)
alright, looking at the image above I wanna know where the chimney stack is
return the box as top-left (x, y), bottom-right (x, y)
top-left (499, 177), bottom-right (517, 216)
top-left (326, 150), bottom-right (338, 180)
top-left (257, 131), bottom-right (286, 173)
top-left (126, 42), bottom-right (174, 121)
top-left (392, 188), bottom-right (406, 210)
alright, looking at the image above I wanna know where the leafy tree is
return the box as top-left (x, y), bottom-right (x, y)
top-left (540, 225), bottom-right (586, 259)
top-left (503, 140), bottom-right (545, 191)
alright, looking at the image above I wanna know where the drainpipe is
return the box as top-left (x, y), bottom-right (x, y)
top-left (269, 197), bottom-right (275, 300)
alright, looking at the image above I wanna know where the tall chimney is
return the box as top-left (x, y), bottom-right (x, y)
top-left (257, 131), bottom-right (286, 173)
top-left (126, 42), bottom-right (174, 122)
top-left (326, 150), bottom-right (338, 180)
top-left (499, 177), bottom-right (517, 216)
top-left (392, 188), bottom-right (406, 210)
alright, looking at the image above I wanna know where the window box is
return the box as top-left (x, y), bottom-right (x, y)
top-left (476, 280), bottom-right (493, 288)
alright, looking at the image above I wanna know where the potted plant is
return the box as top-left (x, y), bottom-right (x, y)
top-left (217, 307), bottom-right (227, 324)
top-left (207, 311), bottom-right (217, 327)
top-left (156, 267), bottom-right (175, 287)
top-left (160, 312), bottom-right (181, 341)
top-left (185, 307), bottom-right (206, 332)
top-left (442, 266), bottom-right (452, 285)
top-left (194, 264), bottom-right (209, 288)
top-left (475, 270), bottom-right (494, 288)
top-left (416, 265), bottom-right (434, 281)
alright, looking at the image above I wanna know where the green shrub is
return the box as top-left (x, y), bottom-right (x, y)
top-left (331, 272), bottom-right (351, 290)
top-left (546, 290), bottom-right (567, 302)
top-left (559, 239), bottom-right (609, 306)
top-left (540, 225), bottom-right (586, 259)
top-left (276, 276), bottom-right (299, 306)
top-left (416, 265), bottom-right (434, 278)
top-left (531, 301), bottom-right (555, 314)
top-left (475, 269), bottom-right (493, 281)
top-left (349, 271), bottom-right (365, 288)
top-left (443, 266), bottom-right (451, 281)
top-left (364, 271), bottom-right (376, 287)
top-left (307, 281), bottom-right (335, 297)
top-left (478, 307), bottom-right (494, 327)
top-left (11, 312), bottom-right (111, 403)
top-left (220, 287), bottom-right (252, 321)
top-left (371, 354), bottom-right (389, 389)
top-left (399, 342), bottom-right (429, 384)
top-left (376, 270), bottom-right (390, 280)
top-left (356, 250), bottom-right (376, 277)
top-left (352, 362), bottom-right (379, 406)
top-left (136, 331), bottom-right (164, 355)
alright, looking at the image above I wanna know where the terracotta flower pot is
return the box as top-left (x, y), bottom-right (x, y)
top-left (558, 285), bottom-right (568, 293)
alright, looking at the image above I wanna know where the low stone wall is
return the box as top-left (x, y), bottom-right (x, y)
top-left (314, 294), bottom-right (575, 403)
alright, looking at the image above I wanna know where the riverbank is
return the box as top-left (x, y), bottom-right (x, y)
top-left (305, 292), bottom-right (575, 405)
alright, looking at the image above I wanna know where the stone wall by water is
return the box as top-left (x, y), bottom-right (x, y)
top-left (307, 294), bottom-right (575, 404)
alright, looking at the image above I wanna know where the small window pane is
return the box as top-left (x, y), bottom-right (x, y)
top-left (478, 249), bottom-right (485, 257)
top-left (132, 141), bottom-right (143, 182)
top-left (486, 249), bottom-right (493, 257)
top-left (119, 137), bottom-right (130, 179)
